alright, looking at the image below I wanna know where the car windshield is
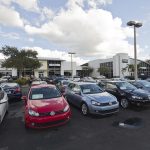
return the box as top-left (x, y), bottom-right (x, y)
top-left (139, 80), bottom-right (150, 88)
top-left (29, 87), bottom-right (61, 100)
top-left (80, 84), bottom-right (103, 94)
top-left (116, 82), bottom-right (137, 90)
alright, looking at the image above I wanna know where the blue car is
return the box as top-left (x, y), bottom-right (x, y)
top-left (65, 82), bottom-right (119, 116)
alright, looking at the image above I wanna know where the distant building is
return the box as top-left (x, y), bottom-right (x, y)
top-left (0, 58), bottom-right (81, 78)
top-left (81, 53), bottom-right (150, 78)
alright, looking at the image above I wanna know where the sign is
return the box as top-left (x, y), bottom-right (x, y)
top-left (49, 64), bottom-right (60, 66)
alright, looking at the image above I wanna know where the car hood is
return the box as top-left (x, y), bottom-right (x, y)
top-left (85, 92), bottom-right (117, 103)
top-left (124, 89), bottom-right (150, 97)
top-left (28, 97), bottom-right (67, 113)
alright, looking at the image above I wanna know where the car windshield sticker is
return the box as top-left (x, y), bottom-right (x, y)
top-left (32, 94), bottom-right (43, 99)
top-left (83, 89), bottom-right (91, 94)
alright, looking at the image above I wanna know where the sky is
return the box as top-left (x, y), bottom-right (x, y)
top-left (0, 0), bottom-right (150, 65)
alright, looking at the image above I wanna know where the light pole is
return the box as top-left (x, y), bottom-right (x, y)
top-left (68, 52), bottom-right (75, 79)
top-left (127, 21), bottom-right (142, 81)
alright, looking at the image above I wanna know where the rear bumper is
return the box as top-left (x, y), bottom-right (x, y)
top-left (25, 110), bottom-right (71, 129)
top-left (7, 93), bottom-right (22, 100)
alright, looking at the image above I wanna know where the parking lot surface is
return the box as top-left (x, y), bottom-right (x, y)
top-left (1, 89), bottom-right (150, 150)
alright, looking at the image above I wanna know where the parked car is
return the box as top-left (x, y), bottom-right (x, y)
top-left (31, 81), bottom-right (47, 86)
top-left (0, 76), bottom-right (12, 83)
top-left (65, 82), bottom-right (119, 116)
top-left (56, 80), bottom-right (70, 94)
top-left (81, 77), bottom-right (96, 83)
top-left (0, 87), bottom-right (8, 124)
top-left (129, 80), bottom-right (150, 93)
top-left (22, 84), bottom-right (71, 129)
top-left (103, 81), bottom-right (150, 108)
top-left (0, 83), bottom-right (22, 101)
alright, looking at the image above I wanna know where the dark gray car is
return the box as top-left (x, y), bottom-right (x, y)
top-left (65, 82), bottom-right (119, 116)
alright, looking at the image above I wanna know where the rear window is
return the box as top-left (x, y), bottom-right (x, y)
top-left (29, 87), bottom-right (61, 100)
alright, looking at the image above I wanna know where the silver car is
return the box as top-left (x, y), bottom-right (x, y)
top-left (65, 82), bottom-right (119, 116)
top-left (0, 87), bottom-right (8, 124)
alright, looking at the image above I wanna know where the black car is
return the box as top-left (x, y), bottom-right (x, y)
top-left (102, 81), bottom-right (150, 108)
top-left (0, 83), bottom-right (22, 102)
top-left (129, 80), bottom-right (150, 93)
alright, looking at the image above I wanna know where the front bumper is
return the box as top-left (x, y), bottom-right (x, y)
top-left (130, 99), bottom-right (150, 105)
top-left (88, 103), bottom-right (119, 115)
top-left (25, 110), bottom-right (71, 129)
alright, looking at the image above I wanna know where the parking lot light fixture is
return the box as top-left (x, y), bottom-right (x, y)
top-left (127, 20), bottom-right (142, 81)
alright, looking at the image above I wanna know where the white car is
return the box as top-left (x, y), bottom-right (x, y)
top-left (0, 87), bottom-right (8, 124)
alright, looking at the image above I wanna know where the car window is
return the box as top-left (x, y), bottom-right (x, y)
top-left (72, 84), bottom-right (81, 93)
top-left (68, 83), bottom-right (75, 90)
top-left (0, 91), bottom-right (4, 100)
top-left (106, 83), bottom-right (117, 89)
top-left (116, 82), bottom-right (137, 90)
top-left (29, 87), bottom-right (61, 100)
top-left (80, 84), bottom-right (103, 94)
top-left (138, 81), bottom-right (150, 88)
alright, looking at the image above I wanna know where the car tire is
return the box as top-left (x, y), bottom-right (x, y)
top-left (120, 98), bottom-right (129, 109)
top-left (81, 103), bottom-right (89, 116)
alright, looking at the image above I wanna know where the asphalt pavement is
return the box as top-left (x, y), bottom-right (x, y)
top-left (1, 90), bottom-right (150, 150)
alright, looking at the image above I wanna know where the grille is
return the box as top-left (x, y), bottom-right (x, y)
top-left (98, 108), bottom-right (119, 114)
top-left (39, 110), bottom-right (64, 117)
top-left (34, 119), bottom-right (68, 127)
top-left (100, 101), bottom-right (117, 106)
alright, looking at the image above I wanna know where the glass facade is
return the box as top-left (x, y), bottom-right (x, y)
top-left (48, 60), bottom-right (61, 76)
top-left (100, 62), bottom-right (113, 78)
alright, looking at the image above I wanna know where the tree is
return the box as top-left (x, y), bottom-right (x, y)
top-left (81, 66), bottom-right (93, 77)
top-left (97, 67), bottom-right (110, 77)
top-left (0, 46), bottom-right (42, 77)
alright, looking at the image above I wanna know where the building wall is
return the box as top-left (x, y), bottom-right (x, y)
top-left (34, 60), bottom-right (48, 78)
top-left (61, 61), bottom-right (76, 76)
top-left (113, 53), bottom-right (130, 78)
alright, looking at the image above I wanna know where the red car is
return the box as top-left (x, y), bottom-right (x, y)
top-left (22, 84), bottom-right (71, 129)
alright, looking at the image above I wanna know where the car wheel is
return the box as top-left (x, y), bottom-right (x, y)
top-left (120, 98), bottom-right (129, 109)
top-left (81, 103), bottom-right (89, 116)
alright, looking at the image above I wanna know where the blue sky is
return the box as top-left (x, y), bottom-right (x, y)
top-left (0, 0), bottom-right (149, 64)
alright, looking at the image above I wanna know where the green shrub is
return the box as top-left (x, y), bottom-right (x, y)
top-left (15, 78), bottom-right (29, 85)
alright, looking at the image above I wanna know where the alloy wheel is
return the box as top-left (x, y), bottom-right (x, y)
top-left (120, 98), bottom-right (129, 109)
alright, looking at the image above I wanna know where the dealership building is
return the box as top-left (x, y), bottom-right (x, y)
top-left (0, 53), bottom-right (150, 78)
top-left (0, 57), bottom-right (80, 78)
top-left (81, 53), bottom-right (150, 78)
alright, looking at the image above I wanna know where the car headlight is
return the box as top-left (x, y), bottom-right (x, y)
top-left (28, 109), bottom-right (39, 117)
top-left (91, 100), bottom-right (101, 106)
top-left (132, 95), bottom-right (143, 100)
top-left (63, 105), bottom-right (69, 112)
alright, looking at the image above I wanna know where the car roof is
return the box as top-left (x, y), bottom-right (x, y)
top-left (69, 82), bottom-right (96, 85)
top-left (31, 84), bottom-right (55, 89)
top-left (106, 81), bottom-right (126, 83)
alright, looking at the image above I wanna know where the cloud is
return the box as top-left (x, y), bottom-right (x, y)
top-left (25, 1), bottom-right (136, 59)
top-left (0, 0), bottom-right (39, 12)
top-left (0, 4), bottom-right (24, 27)
top-left (0, 32), bottom-right (20, 40)
top-left (24, 46), bottom-right (88, 65)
